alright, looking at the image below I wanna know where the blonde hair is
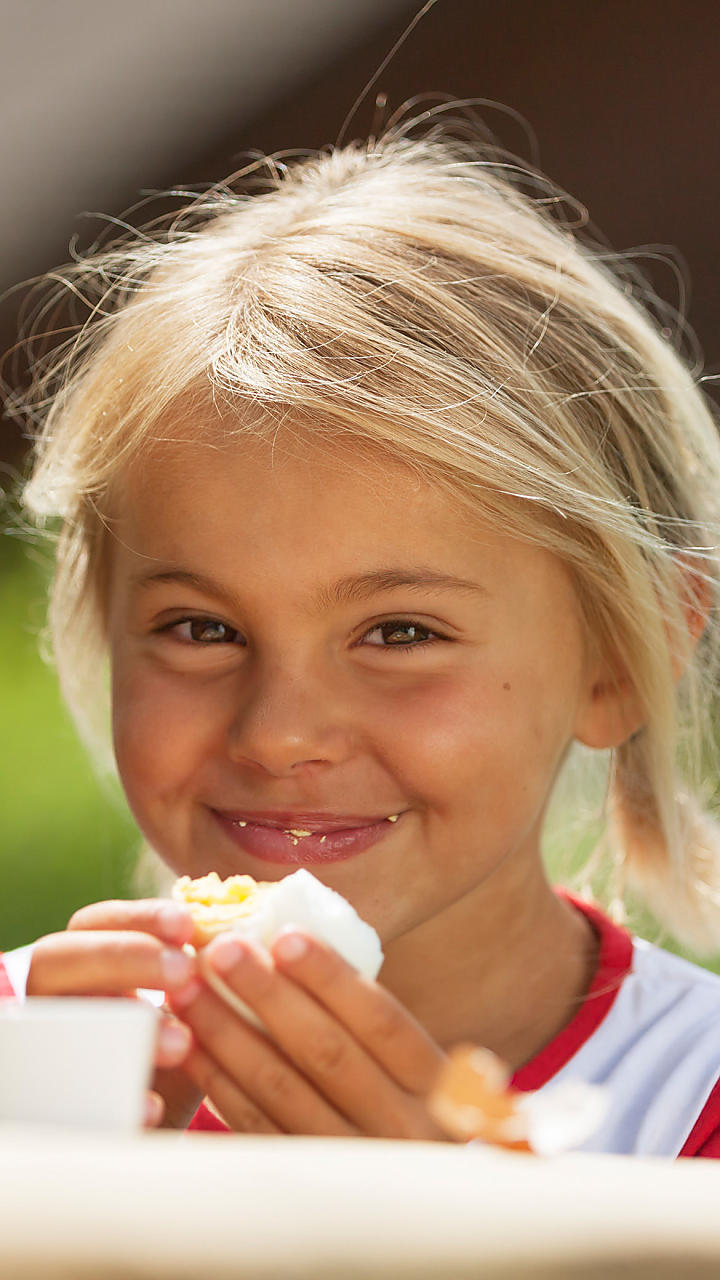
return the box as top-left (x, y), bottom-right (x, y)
top-left (14, 122), bottom-right (720, 950)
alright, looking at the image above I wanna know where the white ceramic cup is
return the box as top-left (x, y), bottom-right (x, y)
top-left (0, 998), bottom-right (158, 1132)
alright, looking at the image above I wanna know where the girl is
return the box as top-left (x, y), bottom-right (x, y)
top-left (3, 119), bottom-right (720, 1154)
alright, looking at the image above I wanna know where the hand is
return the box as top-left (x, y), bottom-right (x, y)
top-left (27, 898), bottom-right (200, 1127)
top-left (167, 928), bottom-right (449, 1139)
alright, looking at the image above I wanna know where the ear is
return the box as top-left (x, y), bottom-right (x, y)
top-left (669, 559), bottom-right (711, 680)
top-left (574, 559), bottom-right (712, 751)
top-left (573, 659), bottom-right (645, 751)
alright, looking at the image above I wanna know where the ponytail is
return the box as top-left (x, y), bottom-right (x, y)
top-left (608, 729), bottom-right (720, 953)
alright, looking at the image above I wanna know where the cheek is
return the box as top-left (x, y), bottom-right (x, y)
top-left (110, 662), bottom-right (217, 807)
top-left (383, 664), bottom-right (573, 824)
top-left (374, 674), bottom-right (506, 803)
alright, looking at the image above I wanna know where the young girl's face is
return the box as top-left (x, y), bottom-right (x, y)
top-left (107, 426), bottom-right (599, 943)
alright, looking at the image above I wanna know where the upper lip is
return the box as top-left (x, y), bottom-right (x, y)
top-left (216, 810), bottom-right (397, 833)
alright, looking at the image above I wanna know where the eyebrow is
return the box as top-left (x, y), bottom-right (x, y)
top-left (132, 566), bottom-right (487, 611)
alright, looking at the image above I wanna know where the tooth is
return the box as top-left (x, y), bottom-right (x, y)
top-left (287, 828), bottom-right (313, 838)
top-left (291, 837), bottom-right (299, 847)
top-left (387, 814), bottom-right (399, 823)
top-left (235, 821), bottom-right (247, 827)
top-left (320, 836), bottom-right (327, 844)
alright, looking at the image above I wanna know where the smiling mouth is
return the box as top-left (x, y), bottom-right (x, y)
top-left (213, 810), bottom-right (403, 864)
top-left (227, 813), bottom-right (401, 842)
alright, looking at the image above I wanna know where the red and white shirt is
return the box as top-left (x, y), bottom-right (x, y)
top-left (2, 894), bottom-right (719, 1156)
top-left (512, 895), bottom-right (720, 1158)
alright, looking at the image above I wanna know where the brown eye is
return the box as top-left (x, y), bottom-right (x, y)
top-left (363, 621), bottom-right (436, 648)
top-left (383, 623), bottom-right (429, 645)
top-left (176, 619), bottom-right (240, 644)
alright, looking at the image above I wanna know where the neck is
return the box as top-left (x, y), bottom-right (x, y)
top-left (379, 856), bottom-right (598, 1070)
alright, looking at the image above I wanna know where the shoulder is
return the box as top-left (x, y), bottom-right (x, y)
top-left (620, 940), bottom-right (720, 1159)
top-left (615, 937), bottom-right (720, 1047)
top-left (522, 893), bottom-right (720, 1157)
top-left (630, 935), bottom-right (720, 993)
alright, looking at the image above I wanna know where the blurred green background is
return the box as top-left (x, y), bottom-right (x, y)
top-left (1, 530), bottom-right (140, 951)
top-left (2, 521), bottom-right (719, 976)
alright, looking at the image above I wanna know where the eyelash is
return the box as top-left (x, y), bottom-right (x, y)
top-left (162, 616), bottom-right (446, 653)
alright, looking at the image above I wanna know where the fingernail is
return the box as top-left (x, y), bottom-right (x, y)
top-left (161, 948), bottom-right (194, 987)
top-left (158, 1020), bottom-right (192, 1060)
top-left (273, 929), bottom-right (309, 962)
top-left (171, 978), bottom-right (202, 1009)
top-left (208, 935), bottom-right (245, 974)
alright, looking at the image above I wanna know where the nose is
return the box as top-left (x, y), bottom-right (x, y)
top-left (225, 658), bottom-right (354, 778)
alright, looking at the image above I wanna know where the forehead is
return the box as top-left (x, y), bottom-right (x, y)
top-left (106, 424), bottom-right (583, 630)
top-left (111, 430), bottom-right (487, 565)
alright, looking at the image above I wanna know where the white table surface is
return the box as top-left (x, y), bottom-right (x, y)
top-left (1, 1131), bottom-right (720, 1278)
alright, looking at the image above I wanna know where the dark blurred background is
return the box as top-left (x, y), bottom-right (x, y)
top-left (2, 0), bottom-right (719, 952)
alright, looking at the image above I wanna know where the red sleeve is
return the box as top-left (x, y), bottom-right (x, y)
top-left (678, 1076), bottom-right (720, 1158)
top-left (0, 956), bottom-right (17, 999)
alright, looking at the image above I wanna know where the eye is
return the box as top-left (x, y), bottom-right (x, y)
top-left (170, 618), bottom-right (243, 645)
top-left (361, 619), bottom-right (442, 650)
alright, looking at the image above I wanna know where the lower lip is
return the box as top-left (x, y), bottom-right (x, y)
top-left (213, 813), bottom-right (398, 864)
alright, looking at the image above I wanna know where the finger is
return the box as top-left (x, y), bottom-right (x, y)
top-left (170, 981), bottom-right (356, 1137)
top-left (181, 1043), bottom-right (287, 1136)
top-left (155, 1015), bottom-right (193, 1070)
top-left (271, 929), bottom-right (445, 1095)
top-left (68, 899), bottom-right (194, 947)
top-left (200, 936), bottom-right (427, 1138)
top-left (27, 930), bottom-right (196, 996)
top-left (144, 1091), bottom-right (165, 1128)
